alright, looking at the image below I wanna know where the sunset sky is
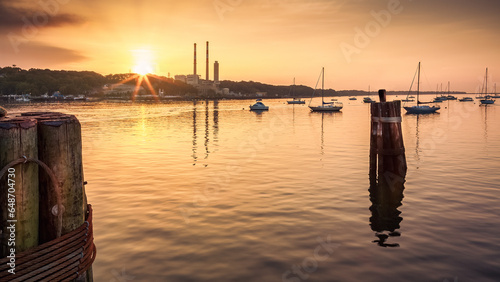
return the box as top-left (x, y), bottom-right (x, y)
top-left (1, 0), bottom-right (499, 92)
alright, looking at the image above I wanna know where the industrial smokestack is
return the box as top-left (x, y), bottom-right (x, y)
top-left (214, 61), bottom-right (219, 83)
top-left (194, 43), bottom-right (197, 76)
top-left (206, 41), bottom-right (209, 81)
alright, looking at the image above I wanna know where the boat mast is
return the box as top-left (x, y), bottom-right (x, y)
top-left (485, 68), bottom-right (488, 96)
top-left (417, 62), bottom-right (421, 104)
top-left (321, 67), bottom-right (324, 104)
top-left (448, 81), bottom-right (450, 95)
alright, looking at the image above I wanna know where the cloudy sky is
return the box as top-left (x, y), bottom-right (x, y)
top-left (1, 0), bottom-right (499, 91)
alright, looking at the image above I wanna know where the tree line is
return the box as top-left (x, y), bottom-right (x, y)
top-left (218, 80), bottom-right (332, 97)
top-left (0, 67), bottom-right (198, 97)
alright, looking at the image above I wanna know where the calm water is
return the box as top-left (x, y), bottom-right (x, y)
top-left (4, 96), bottom-right (500, 281)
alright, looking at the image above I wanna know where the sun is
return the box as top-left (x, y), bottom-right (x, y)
top-left (112, 48), bottom-right (172, 102)
top-left (133, 63), bottom-right (153, 76)
top-left (131, 49), bottom-right (155, 75)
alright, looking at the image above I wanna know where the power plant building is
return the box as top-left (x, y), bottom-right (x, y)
top-left (186, 74), bottom-right (200, 85)
top-left (179, 42), bottom-right (221, 93)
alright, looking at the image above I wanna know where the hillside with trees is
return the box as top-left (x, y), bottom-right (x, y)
top-left (0, 67), bottom-right (198, 98)
top-left (218, 80), bottom-right (337, 97)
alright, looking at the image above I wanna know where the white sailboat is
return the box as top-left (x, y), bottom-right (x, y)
top-left (287, 78), bottom-right (305, 104)
top-left (309, 67), bottom-right (343, 112)
top-left (403, 62), bottom-right (440, 114)
top-left (480, 68), bottom-right (495, 105)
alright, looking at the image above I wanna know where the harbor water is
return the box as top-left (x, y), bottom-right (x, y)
top-left (4, 96), bottom-right (500, 281)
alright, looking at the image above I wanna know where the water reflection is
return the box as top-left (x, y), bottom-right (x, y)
top-left (192, 101), bottom-right (198, 166)
top-left (369, 175), bottom-right (404, 247)
top-left (481, 104), bottom-right (489, 141)
top-left (311, 112), bottom-right (342, 157)
top-left (415, 114), bottom-right (421, 163)
top-left (204, 101), bottom-right (210, 163)
top-left (192, 100), bottom-right (220, 166)
top-left (213, 100), bottom-right (219, 148)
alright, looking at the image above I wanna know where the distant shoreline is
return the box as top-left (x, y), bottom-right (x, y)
top-left (0, 91), bottom-right (473, 104)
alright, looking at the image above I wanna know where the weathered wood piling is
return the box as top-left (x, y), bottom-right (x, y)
top-left (0, 112), bottom-right (94, 281)
top-left (21, 112), bottom-right (87, 243)
top-left (0, 117), bottom-right (39, 256)
top-left (369, 90), bottom-right (407, 246)
top-left (369, 89), bottom-right (407, 187)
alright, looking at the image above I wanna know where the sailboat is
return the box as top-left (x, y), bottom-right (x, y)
top-left (492, 83), bottom-right (500, 98)
top-left (403, 62), bottom-right (440, 114)
top-left (309, 67), bottom-right (343, 112)
top-left (480, 68), bottom-right (495, 105)
top-left (445, 81), bottom-right (457, 100)
top-left (287, 78), bottom-right (305, 104)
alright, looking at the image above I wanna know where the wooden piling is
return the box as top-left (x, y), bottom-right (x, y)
top-left (0, 112), bottom-right (94, 281)
top-left (26, 113), bottom-right (87, 243)
top-left (369, 91), bottom-right (407, 188)
top-left (378, 89), bottom-right (387, 103)
top-left (20, 112), bottom-right (92, 281)
top-left (369, 90), bottom-right (406, 246)
top-left (0, 117), bottom-right (39, 257)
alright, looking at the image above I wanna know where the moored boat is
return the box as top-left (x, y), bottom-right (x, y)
top-left (403, 62), bottom-right (440, 114)
top-left (309, 68), bottom-right (343, 112)
top-left (286, 78), bottom-right (306, 104)
top-left (250, 99), bottom-right (269, 110)
top-left (478, 68), bottom-right (495, 105)
top-left (287, 98), bottom-right (305, 104)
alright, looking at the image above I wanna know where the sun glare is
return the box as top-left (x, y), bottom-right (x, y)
top-left (112, 48), bottom-right (172, 102)
top-left (131, 49), bottom-right (155, 75)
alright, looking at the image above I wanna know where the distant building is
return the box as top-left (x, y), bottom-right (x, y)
top-left (103, 84), bottom-right (144, 95)
top-left (175, 75), bottom-right (187, 83)
top-left (186, 74), bottom-right (200, 85)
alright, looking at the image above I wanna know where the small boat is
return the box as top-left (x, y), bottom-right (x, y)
top-left (409, 95), bottom-right (415, 99)
top-left (73, 95), bottom-right (88, 101)
top-left (287, 98), bottom-right (305, 104)
top-left (249, 99), bottom-right (269, 110)
top-left (433, 97), bottom-right (445, 103)
top-left (401, 99), bottom-right (414, 102)
top-left (309, 67), bottom-right (343, 112)
top-left (286, 78), bottom-right (306, 104)
top-left (459, 97), bottom-right (473, 102)
top-left (403, 62), bottom-right (440, 114)
top-left (363, 97), bottom-right (374, 103)
top-left (309, 102), bottom-right (343, 112)
top-left (349, 97), bottom-right (357, 100)
top-left (15, 94), bottom-right (31, 102)
top-left (445, 82), bottom-right (457, 100)
top-left (479, 68), bottom-right (495, 105)
top-left (480, 99), bottom-right (494, 105)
